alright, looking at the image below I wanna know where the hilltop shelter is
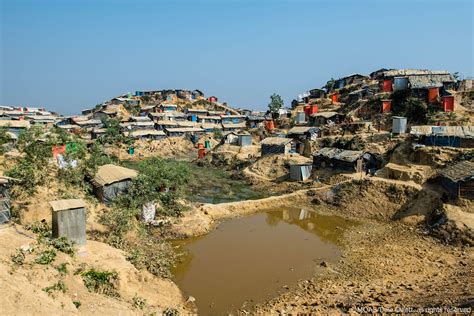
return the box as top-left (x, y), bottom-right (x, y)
top-left (91, 164), bottom-right (138, 205)
top-left (410, 126), bottom-right (474, 148)
top-left (222, 122), bottom-right (246, 131)
top-left (127, 130), bottom-right (166, 140)
top-left (289, 163), bottom-right (313, 181)
top-left (309, 112), bottom-right (341, 127)
top-left (313, 147), bottom-right (376, 172)
top-left (260, 137), bottom-right (293, 156)
top-left (0, 120), bottom-right (30, 137)
top-left (49, 199), bottom-right (87, 245)
top-left (438, 161), bottom-right (474, 201)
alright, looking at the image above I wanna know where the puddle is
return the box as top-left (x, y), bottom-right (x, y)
top-left (171, 207), bottom-right (358, 315)
top-left (122, 160), bottom-right (267, 204)
top-left (186, 166), bottom-right (267, 204)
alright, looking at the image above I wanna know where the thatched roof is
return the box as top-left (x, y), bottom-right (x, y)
top-left (439, 161), bottom-right (474, 182)
top-left (49, 199), bottom-right (86, 212)
top-left (260, 137), bottom-right (292, 146)
top-left (92, 164), bottom-right (138, 187)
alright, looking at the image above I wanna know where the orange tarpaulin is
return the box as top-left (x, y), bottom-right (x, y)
top-left (382, 100), bottom-right (391, 113)
top-left (383, 79), bottom-right (392, 92)
top-left (428, 88), bottom-right (439, 103)
top-left (442, 96), bottom-right (454, 112)
top-left (52, 145), bottom-right (66, 158)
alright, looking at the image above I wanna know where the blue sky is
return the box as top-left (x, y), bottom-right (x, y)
top-left (1, 0), bottom-right (473, 115)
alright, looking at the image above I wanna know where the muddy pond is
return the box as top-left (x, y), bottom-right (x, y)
top-left (171, 207), bottom-right (358, 315)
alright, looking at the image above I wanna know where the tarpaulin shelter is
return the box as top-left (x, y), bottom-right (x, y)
top-left (438, 161), bottom-right (474, 201)
top-left (313, 147), bottom-right (376, 172)
top-left (410, 125), bottom-right (474, 148)
top-left (91, 164), bottom-right (138, 205)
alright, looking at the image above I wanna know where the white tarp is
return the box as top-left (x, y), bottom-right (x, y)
top-left (142, 202), bottom-right (156, 223)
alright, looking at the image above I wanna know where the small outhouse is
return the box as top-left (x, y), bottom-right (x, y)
top-left (237, 134), bottom-right (252, 147)
top-left (392, 116), bottom-right (407, 134)
top-left (289, 164), bottom-right (313, 181)
top-left (49, 199), bottom-right (87, 245)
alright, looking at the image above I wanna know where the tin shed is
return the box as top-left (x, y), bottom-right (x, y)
top-left (237, 134), bottom-right (252, 147)
top-left (289, 164), bottom-right (313, 181)
top-left (49, 199), bottom-right (87, 245)
top-left (260, 137), bottom-right (293, 156)
top-left (392, 117), bottom-right (407, 134)
top-left (438, 161), bottom-right (474, 201)
top-left (92, 164), bottom-right (138, 205)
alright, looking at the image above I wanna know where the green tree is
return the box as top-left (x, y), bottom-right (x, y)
top-left (116, 157), bottom-right (191, 216)
top-left (268, 93), bottom-right (284, 113)
top-left (99, 118), bottom-right (134, 146)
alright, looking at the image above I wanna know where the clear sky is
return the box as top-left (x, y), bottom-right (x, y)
top-left (1, 0), bottom-right (473, 115)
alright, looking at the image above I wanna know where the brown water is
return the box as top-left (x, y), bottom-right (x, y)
top-left (171, 208), bottom-right (358, 315)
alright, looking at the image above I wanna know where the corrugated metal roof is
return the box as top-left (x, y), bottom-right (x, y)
top-left (128, 130), bottom-right (166, 137)
top-left (439, 161), bottom-right (474, 182)
top-left (49, 199), bottom-right (87, 212)
top-left (260, 137), bottom-right (292, 145)
top-left (165, 127), bottom-right (204, 133)
top-left (314, 147), bottom-right (363, 163)
top-left (410, 126), bottom-right (474, 138)
top-left (408, 74), bottom-right (455, 89)
top-left (310, 111), bottom-right (339, 118)
top-left (0, 120), bottom-right (31, 128)
top-left (287, 126), bottom-right (316, 134)
top-left (222, 122), bottom-right (246, 129)
top-left (383, 69), bottom-right (451, 77)
top-left (92, 164), bottom-right (138, 187)
top-left (201, 123), bottom-right (223, 130)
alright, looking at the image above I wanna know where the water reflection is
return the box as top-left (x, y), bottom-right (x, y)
top-left (171, 208), bottom-right (358, 315)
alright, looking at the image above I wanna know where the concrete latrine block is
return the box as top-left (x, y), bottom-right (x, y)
top-left (49, 199), bottom-right (87, 245)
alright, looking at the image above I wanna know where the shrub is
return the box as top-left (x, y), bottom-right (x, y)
top-left (55, 263), bottom-right (69, 276)
top-left (43, 281), bottom-right (67, 294)
top-left (73, 301), bottom-right (81, 309)
top-left (11, 249), bottom-right (25, 265)
top-left (126, 239), bottom-right (177, 278)
top-left (132, 295), bottom-right (147, 309)
top-left (48, 237), bottom-right (76, 256)
top-left (80, 268), bottom-right (119, 297)
top-left (35, 249), bottom-right (57, 265)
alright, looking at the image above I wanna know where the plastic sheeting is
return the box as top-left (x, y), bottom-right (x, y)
top-left (101, 180), bottom-right (132, 205)
top-left (142, 202), bottom-right (156, 223)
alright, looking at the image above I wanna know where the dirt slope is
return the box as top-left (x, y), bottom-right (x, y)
top-left (0, 225), bottom-right (187, 315)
